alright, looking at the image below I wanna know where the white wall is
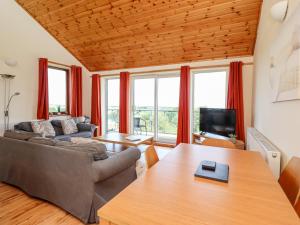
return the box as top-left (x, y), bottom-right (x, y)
top-left (95, 56), bottom-right (254, 137)
top-left (0, 0), bottom-right (91, 134)
top-left (253, 0), bottom-right (300, 168)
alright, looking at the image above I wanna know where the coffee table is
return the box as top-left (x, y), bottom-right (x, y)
top-left (93, 132), bottom-right (154, 148)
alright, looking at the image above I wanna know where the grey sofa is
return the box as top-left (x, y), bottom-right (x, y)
top-left (0, 136), bottom-right (141, 224)
top-left (14, 119), bottom-right (96, 141)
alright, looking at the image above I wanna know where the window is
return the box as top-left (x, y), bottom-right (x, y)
top-left (193, 70), bottom-right (227, 132)
top-left (132, 75), bottom-right (180, 143)
top-left (106, 78), bottom-right (120, 132)
top-left (48, 67), bottom-right (69, 115)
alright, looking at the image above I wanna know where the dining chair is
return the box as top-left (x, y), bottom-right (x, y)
top-left (145, 145), bottom-right (159, 169)
top-left (133, 117), bottom-right (147, 135)
top-left (201, 138), bottom-right (237, 149)
top-left (295, 197), bottom-right (300, 217)
top-left (278, 157), bottom-right (300, 205)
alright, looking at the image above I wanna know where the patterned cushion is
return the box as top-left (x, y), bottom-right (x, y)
top-left (31, 120), bottom-right (56, 137)
top-left (61, 119), bottom-right (78, 135)
top-left (73, 116), bottom-right (86, 124)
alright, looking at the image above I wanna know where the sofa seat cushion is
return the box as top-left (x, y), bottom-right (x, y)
top-left (54, 135), bottom-right (72, 142)
top-left (31, 121), bottom-right (55, 137)
top-left (28, 137), bottom-right (57, 146)
top-left (28, 137), bottom-right (73, 146)
top-left (4, 130), bottom-right (42, 141)
top-left (61, 119), bottom-right (78, 135)
top-left (60, 142), bottom-right (108, 161)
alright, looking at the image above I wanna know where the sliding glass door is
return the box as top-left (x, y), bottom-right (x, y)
top-left (157, 77), bottom-right (180, 142)
top-left (132, 78), bottom-right (155, 137)
top-left (132, 75), bottom-right (180, 143)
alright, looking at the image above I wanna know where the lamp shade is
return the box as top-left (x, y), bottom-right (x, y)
top-left (270, 0), bottom-right (288, 22)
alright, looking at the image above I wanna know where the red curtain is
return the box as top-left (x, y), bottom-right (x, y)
top-left (227, 61), bottom-right (245, 142)
top-left (119, 72), bottom-right (130, 133)
top-left (37, 58), bottom-right (49, 120)
top-left (176, 66), bottom-right (191, 145)
top-left (70, 65), bottom-right (83, 117)
top-left (91, 74), bottom-right (102, 136)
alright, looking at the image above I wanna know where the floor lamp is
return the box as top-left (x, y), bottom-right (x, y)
top-left (1, 74), bottom-right (20, 131)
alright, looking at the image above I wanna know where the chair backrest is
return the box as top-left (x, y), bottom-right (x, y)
top-left (133, 118), bottom-right (141, 128)
top-left (278, 157), bottom-right (300, 205)
top-left (145, 145), bottom-right (159, 169)
top-left (295, 197), bottom-right (300, 218)
top-left (201, 138), bottom-right (237, 149)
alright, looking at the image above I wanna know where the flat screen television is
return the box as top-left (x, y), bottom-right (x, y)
top-left (199, 108), bottom-right (236, 137)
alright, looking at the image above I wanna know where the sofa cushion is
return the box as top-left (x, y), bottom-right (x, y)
top-left (28, 137), bottom-right (73, 146)
top-left (61, 119), bottom-right (78, 135)
top-left (50, 120), bottom-right (64, 136)
top-left (55, 140), bottom-right (73, 146)
top-left (4, 130), bottom-right (42, 141)
top-left (50, 120), bottom-right (63, 128)
top-left (60, 142), bottom-right (108, 161)
top-left (53, 126), bottom-right (64, 136)
top-left (31, 121), bottom-right (56, 137)
top-left (54, 135), bottom-right (72, 142)
top-left (77, 123), bottom-right (94, 132)
top-left (28, 137), bottom-right (58, 146)
top-left (73, 116), bottom-right (86, 124)
top-left (70, 131), bottom-right (92, 138)
top-left (14, 122), bottom-right (34, 132)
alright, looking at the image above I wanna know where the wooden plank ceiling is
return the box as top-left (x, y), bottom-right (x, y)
top-left (16, 0), bottom-right (262, 71)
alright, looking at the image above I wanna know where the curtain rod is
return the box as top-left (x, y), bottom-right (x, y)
top-left (48, 60), bottom-right (71, 68)
top-left (92, 62), bottom-right (253, 78)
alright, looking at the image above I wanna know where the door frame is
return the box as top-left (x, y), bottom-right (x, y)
top-left (131, 72), bottom-right (180, 143)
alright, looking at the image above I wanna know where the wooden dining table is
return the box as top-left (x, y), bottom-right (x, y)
top-left (98, 144), bottom-right (300, 225)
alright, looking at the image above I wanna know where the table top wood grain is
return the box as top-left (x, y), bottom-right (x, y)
top-left (99, 144), bottom-right (300, 225)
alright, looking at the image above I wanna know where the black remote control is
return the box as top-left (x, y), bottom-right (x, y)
top-left (202, 160), bottom-right (216, 171)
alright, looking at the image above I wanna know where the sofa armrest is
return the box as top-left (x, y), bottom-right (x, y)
top-left (77, 123), bottom-right (96, 133)
top-left (91, 148), bottom-right (141, 182)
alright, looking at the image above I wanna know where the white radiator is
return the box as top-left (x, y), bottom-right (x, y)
top-left (247, 128), bottom-right (281, 180)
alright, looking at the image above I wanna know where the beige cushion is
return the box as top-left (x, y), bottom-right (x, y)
top-left (61, 119), bottom-right (78, 135)
top-left (31, 121), bottom-right (55, 137)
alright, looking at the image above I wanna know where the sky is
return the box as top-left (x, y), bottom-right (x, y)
top-left (194, 71), bottom-right (227, 109)
top-left (48, 68), bottom-right (66, 106)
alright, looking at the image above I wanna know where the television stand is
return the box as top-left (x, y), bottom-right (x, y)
top-left (192, 133), bottom-right (245, 150)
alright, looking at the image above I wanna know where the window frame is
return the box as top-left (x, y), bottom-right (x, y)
top-left (191, 68), bottom-right (229, 134)
top-left (47, 66), bottom-right (70, 116)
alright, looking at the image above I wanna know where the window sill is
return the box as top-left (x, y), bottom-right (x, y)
top-left (49, 114), bottom-right (71, 119)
